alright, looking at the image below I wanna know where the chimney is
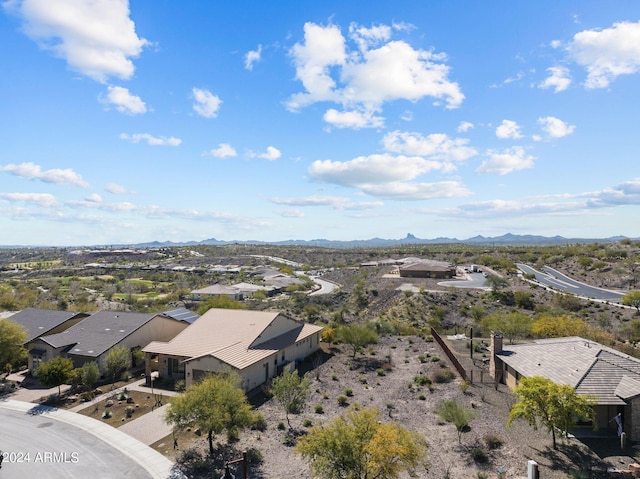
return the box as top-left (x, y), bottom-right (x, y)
top-left (489, 331), bottom-right (503, 380)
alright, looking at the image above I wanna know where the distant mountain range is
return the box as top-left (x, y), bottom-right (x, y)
top-left (1, 233), bottom-right (633, 250)
top-left (126, 233), bottom-right (631, 249)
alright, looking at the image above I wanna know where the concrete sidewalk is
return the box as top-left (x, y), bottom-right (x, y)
top-left (119, 403), bottom-right (174, 446)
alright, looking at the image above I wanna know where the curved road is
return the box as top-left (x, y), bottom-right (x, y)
top-left (516, 263), bottom-right (625, 303)
top-left (0, 400), bottom-right (182, 479)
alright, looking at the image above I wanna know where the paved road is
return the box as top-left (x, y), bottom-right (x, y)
top-left (309, 276), bottom-right (339, 295)
top-left (0, 399), bottom-right (184, 479)
top-left (517, 263), bottom-right (625, 303)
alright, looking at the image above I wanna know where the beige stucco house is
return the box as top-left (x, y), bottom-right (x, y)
top-left (490, 333), bottom-right (640, 440)
top-left (398, 259), bottom-right (456, 279)
top-left (143, 308), bottom-right (324, 392)
top-left (29, 309), bottom-right (193, 373)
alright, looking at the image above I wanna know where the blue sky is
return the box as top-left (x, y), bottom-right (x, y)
top-left (2, 1), bottom-right (640, 246)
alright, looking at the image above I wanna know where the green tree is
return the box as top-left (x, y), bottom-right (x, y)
top-left (296, 406), bottom-right (427, 479)
top-left (336, 323), bottom-right (379, 358)
top-left (270, 369), bottom-right (311, 428)
top-left (0, 319), bottom-right (27, 373)
top-left (35, 356), bottom-right (74, 396)
top-left (80, 361), bottom-right (100, 390)
top-left (577, 256), bottom-right (593, 271)
top-left (507, 376), bottom-right (595, 450)
top-left (480, 312), bottom-right (532, 344)
top-left (103, 344), bottom-right (130, 387)
top-left (622, 291), bottom-right (640, 313)
top-left (165, 373), bottom-right (254, 455)
top-left (484, 273), bottom-right (509, 292)
top-left (435, 399), bottom-right (476, 444)
top-left (196, 296), bottom-right (246, 315)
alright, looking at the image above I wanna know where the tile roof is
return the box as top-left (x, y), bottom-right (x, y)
top-left (39, 310), bottom-right (164, 358)
top-left (498, 337), bottom-right (640, 405)
top-left (143, 308), bottom-right (323, 370)
top-left (5, 308), bottom-right (89, 343)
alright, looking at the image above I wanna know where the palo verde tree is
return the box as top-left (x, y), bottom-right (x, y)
top-left (103, 344), bottom-right (130, 387)
top-left (336, 323), bottom-right (379, 358)
top-left (435, 399), bottom-right (476, 444)
top-left (35, 356), bottom-right (74, 396)
top-left (165, 372), bottom-right (254, 456)
top-left (0, 319), bottom-right (27, 373)
top-left (623, 291), bottom-right (640, 313)
top-left (270, 369), bottom-right (311, 428)
top-left (507, 376), bottom-right (596, 450)
top-left (480, 311), bottom-right (532, 344)
top-left (80, 361), bottom-right (100, 390)
top-left (296, 406), bottom-right (428, 479)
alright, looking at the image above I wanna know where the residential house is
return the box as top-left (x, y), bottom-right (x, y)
top-left (143, 308), bottom-right (324, 392)
top-left (29, 309), bottom-right (192, 373)
top-left (398, 259), bottom-right (456, 279)
top-left (191, 284), bottom-right (245, 301)
top-left (5, 308), bottom-right (90, 371)
top-left (490, 334), bottom-right (640, 440)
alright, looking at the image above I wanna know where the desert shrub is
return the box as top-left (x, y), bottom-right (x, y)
top-left (431, 356), bottom-right (441, 362)
top-left (376, 368), bottom-right (385, 376)
top-left (101, 410), bottom-right (112, 419)
top-left (174, 379), bottom-right (186, 392)
top-left (358, 375), bottom-right (367, 384)
top-left (418, 393), bottom-right (426, 400)
top-left (252, 413), bottom-right (268, 431)
top-left (483, 435), bottom-right (503, 450)
top-left (433, 370), bottom-right (455, 383)
top-left (331, 374), bottom-right (338, 381)
top-left (344, 388), bottom-right (353, 397)
top-left (477, 472), bottom-right (489, 479)
top-left (471, 447), bottom-right (488, 463)
top-left (303, 419), bottom-right (313, 427)
top-left (314, 404), bottom-right (324, 414)
top-left (118, 392), bottom-right (128, 401)
top-left (418, 354), bottom-right (427, 363)
top-left (125, 406), bottom-right (134, 418)
top-left (277, 422), bottom-right (286, 430)
top-left (337, 395), bottom-right (348, 406)
top-left (245, 448), bottom-right (263, 465)
top-left (459, 380), bottom-right (470, 393)
top-left (414, 375), bottom-right (432, 386)
top-left (178, 448), bottom-right (210, 474)
top-left (227, 426), bottom-right (240, 442)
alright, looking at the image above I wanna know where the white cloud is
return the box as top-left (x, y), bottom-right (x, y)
top-left (4, 0), bottom-right (148, 82)
top-left (457, 121), bottom-right (474, 132)
top-left (192, 87), bottom-right (222, 118)
top-left (244, 44), bottom-right (262, 70)
top-left (323, 108), bottom-right (384, 129)
top-left (270, 195), bottom-right (383, 210)
top-left (0, 192), bottom-right (58, 207)
top-left (309, 154), bottom-right (444, 187)
top-left (0, 162), bottom-right (88, 187)
top-left (538, 116), bottom-right (575, 138)
top-left (66, 198), bottom-right (137, 211)
top-left (100, 86), bottom-right (146, 114)
top-left (586, 178), bottom-right (640, 207)
top-left (120, 133), bottom-right (182, 146)
top-left (348, 23), bottom-right (392, 51)
top-left (85, 193), bottom-right (102, 202)
top-left (568, 20), bottom-right (640, 89)
top-left (258, 146), bottom-right (281, 161)
top-left (476, 146), bottom-right (536, 175)
top-left (277, 208), bottom-right (305, 218)
top-left (105, 183), bottom-right (131, 194)
top-left (539, 66), bottom-right (572, 93)
top-left (287, 22), bottom-right (464, 129)
top-left (357, 181), bottom-right (471, 200)
top-left (209, 143), bottom-right (237, 158)
top-left (495, 120), bottom-right (523, 139)
top-left (382, 131), bottom-right (477, 162)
